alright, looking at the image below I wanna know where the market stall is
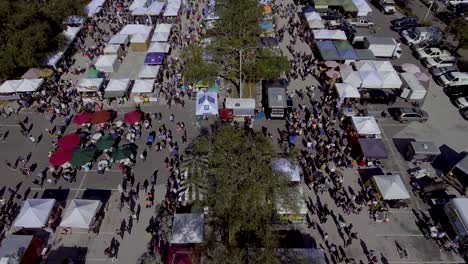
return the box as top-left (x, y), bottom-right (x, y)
top-left (351, 116), bottom-right (381, 135)
top-left (108, 34), bottom-right (130, 46)
top-left (104, 79), bottom-right (131, 98)
top-left (76, 78), bottom-right (104, 102)
top-left (340, 71), bottom-right (362, 87)
top-left (305, 11), bottom-right (325, 29)
top-left (0, 235), bottom-right (44, 264)
top-left (316, 40), bottom-right (341, 61)
top-left (131, 79), bottom-right (157, 103)
top-left (152, 24), bottom-right (172, 42)
top-left (144, 52), bottom-right (165, 65)
top-left (373, 174), bottom-right (410, 200)
top-left (138, 65), bottom-right (161, 79)
top-left (358, 138), bottom-right (388, 159)
top-left (95, 55), bottom-right (120, 73)
top-left (0, 80), bottom-right (22, 94)
top-left (129, 0), bottom-right (149, 11)
top-left (148, 41), bottom-right (170, 53)
top-left (380, 71), bottom-right (402, 89)
top-left (13, 199), bottom-right (56, 228)
top-left (163, 0), bottom-right (181, 17)
top-left (372, 61), bottom-right (395, 72)
top-left (171, 213), bottom-right (204, 244)
top-left (405, 140), bottom-right (441, 162)
top-left (334, 41), bottom-right (358, 61)
top-left (59, 199), bottom-right (102, 229)
top-left (276, 185), bottom-right (307, 223)
top-left (104, 44), bottom-right (123, 56)
top-left (195, 91), bottom-right (218, 116)
top-left (335, 83), bottom-right (360, 108)
top-left (224, 98), bottom-right (255, 120)
top-left (353, 60), bottom-right (376, 71)
top-left (130, 33), bottom-right (152, 51)
top-left (313, 30), bottom-right (347, 40)
top-left (359, 71), bottom-right (383, 88)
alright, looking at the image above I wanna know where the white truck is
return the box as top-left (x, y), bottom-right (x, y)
top-left (415, 48), bottom-right (451, 59)
top-left (344, 18), bottom-right (374, 28)
top-left (401, 27), bottom-right (443, 45)
top-left (377, 0), bottom-right (396, 14)
top-left (363, 37), bottom-right (402, 58)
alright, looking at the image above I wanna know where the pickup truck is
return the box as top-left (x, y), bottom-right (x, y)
top-left (345, 18), bottom-right (374, 28)
top-left (415, 48), bottom-right (451, 59)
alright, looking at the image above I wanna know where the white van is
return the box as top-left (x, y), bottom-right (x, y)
top-left (436, 72), bottom-right (468, 87)
top-left (445, 0), bottom-right (468, 6)
top-left (422, 56), bottom-right (458, 68)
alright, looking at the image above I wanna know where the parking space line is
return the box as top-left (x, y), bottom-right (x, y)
top-left (388, 261), bottom-right (462, 264)
top-left (75, 171), bottom-right (88, 199)
top-left (0, 124), bottom-right (20, 127)
top-left (375, 234), bottom-right (424, 237)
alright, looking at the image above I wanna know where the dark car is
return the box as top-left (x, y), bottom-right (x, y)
top-left (461, 107), bottom-right (468, 120)
top-left (446, 85), bottom-right (468, 98)
top-left (360, 89), bottom-right (397, 105)
top-left (392, 23), bottom-right (420, 33)
top-left (388, 107), bottom-right (429, 123)
top-left (430, 65), bottom-right (458, 77)
top-left (391, 17), bottom-right (417, 27)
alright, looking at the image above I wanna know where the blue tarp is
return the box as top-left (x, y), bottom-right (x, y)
top-left (303, 6), bottom-right (316, 13)
top-left (336, 48), bottom-right (358, 60)
top-left (316, 41), bottom-right (341, 60)
top-left (259, 21), bottom-right (274, 30)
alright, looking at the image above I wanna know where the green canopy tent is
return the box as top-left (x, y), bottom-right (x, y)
top-left (70, 149), bottom-right (96, 167)
top-left (88, 69), bottom-right (100, 78)
top-left (341, 0), bottom-right (358, 13)
top-left (112, 147), bottom-right (132, 160)
top-left (96, 135), bottom-right (116, 150)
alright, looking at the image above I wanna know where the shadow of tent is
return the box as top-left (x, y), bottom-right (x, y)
top-left (277, 230), bottom-right (317, 248)
top-left (81, 189), bottom-right (112, 208)
top-left (357, 168), bottom-right (385, 183)
top-left (432, 145), bottom-right (466, 174)
top-left (392, 138), bottom-right (416, 160)
top-left (41, 189), bottom-right (70, 203)
top-left (44, 246), bottom-right (88, 264)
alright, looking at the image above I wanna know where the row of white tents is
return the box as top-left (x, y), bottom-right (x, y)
top-left (13, 199), bottom-right (101, 229)
top-left (75, 78), bottom-right (157, 96)
top-left (341, 60), bottom-right (403, 89)
top-left (130, 0), bottom-right (181, 17)
top-left (0, 79), bottom-right (44, 94)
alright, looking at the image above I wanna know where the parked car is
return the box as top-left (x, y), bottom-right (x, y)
top-left (391, 16), bottom-right (417, 26)
top-left (415, 48), bottom-right (451, 59)
top-left (388, 107), bottom-right (429, 123)
top-left (436, 72), bottom-right (468, 87)
top-left (411, 43), bottom-right (439, 52)
top-left (392, 23), bottom-right (420, 33)
top-left (430, 65), bottom-right (458, 77)
top-left (445, 85), bottom-right (468, 98)
top-left (454, 96), bottom-right (468, 108)
top-left (422, 56), bottom-right (458, 68)
top-left (345, 18), bottom-right (375, 28)
top-left (360, 89), bottom-right (397, 105)
top-left (461, 107), bottom-right (468, 119)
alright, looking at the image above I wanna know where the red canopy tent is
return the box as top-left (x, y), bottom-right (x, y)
top-left (124, 111), bottom-right (143, 124)
top-left (49, 149), bottom-right (73, 166)
top-left (58, 133), bottom-right (81, 151)
top-left (219, 108), bottom-right (234, 121)
top-left (90, 111), bottom-right (111, 124)
top-left (73, 112), bottom-right (92, 125)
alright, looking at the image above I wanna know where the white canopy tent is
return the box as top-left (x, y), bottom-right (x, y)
top-left (313, 30), bottom-right (347, 40)
top-left (45, 26), bottom-right (82, 68)
top-left (129, 0), bottom-right (148, 11)
top-left (351, 116), bottom-right (381, 135)
top-left (0, 80), bottom-right (22, 94)
top-left (308, 19), bottom-right (325, 29)
top-left (104, 44), bottom-right (122, 55)
top-left (380, 71), bottom-right (403, 89)
top-left (372, 61), bottom-right (395, 72)
top-left (109, 34), bottom-right (130, 46)
top-left (148, 42), bottom-right (170, 53)
top-left (196, 91), bottom-right (218, 116)
top-left (341, 71), bottom-right (362, 87)
top-left (131, 7), bottom-right (147, 16)
top-left (353, 60), bottom-right (376, 71)
top-left (119, 24), bottom-right (152, 36)
top-left (85, 0), bottom-right (106, 17)
top-left (60, 199), bottom-right (101, 229)
top-left (146, 1), bottom-right (165, 15)
top-left (373, 175), bottom-right (410, 200)
top-left (352, 0), bottom-right (373, 17)
top-left (271, 158), bottom-right (301, 182)
top-left (16, 79), bottom-right (44, 93)
top-left (305, 11), bottom-right (321, 21)
top-left (76, 78), bottom-right (104, 92)
top-left (95, 55), bottom-right (119, 73)
top-left (104, 79), bottom-right (130, 98)
top-left (359, 71), bottom-right (383, 88)
top-left (131, 79), bottom-right (155, 93)
top-left (152, 24), bottom-right (172, 42)
top-left (171, 213), bottom-right (204, 244)
top-left (13, 199), bottom-right (56, 228)
top-left (336, 83), bottom-right (360, 98)
top-left (163, 0), bottom-right (181, 17)
top-left (138, 65), bottom-right (161, 79)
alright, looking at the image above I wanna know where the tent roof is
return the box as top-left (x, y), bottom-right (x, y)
top-left (130, 33), bottom-right (150, 43)
top-left (95, 55), bottom-right (117, 67)
top-left (171, 213), bottom-right (204, 244)
top-left (152, 24), bottom-right (172, 42)
top-left (148, 42), bottom-right (170, 53)
top-left (308, 19), bottom-right (325, 29)
top-left (271, 158), bottom-right (302, 182)
top-left (352, 0), bottom-right (372, 12)
top-left (105, 79), bottom-right (130, 92)
top-left (14, 199), bottom-right (56, 228)
top-left (455, 155), bottom-right (468, 175)
top-left (373, 175), bottom-right (410, 200)
top-left (337, 48), bottom-right (358, 60)
top-left (335, 83), bottom-right (360, 98)
top-left (342, 0), bottom-right (358, 12)
top-left (409, 141), bottom-right (440, 155)
top-left (354, 60), bottom-right (376, 71)
top-left (85, 0), bottom-right (106, 17)
top-left (16, 78), bottom-right (44, 92)
top-left (305, 11), bottom-right (322, 21)
top-left (163, 1), bottom-right (181, 17)
top-left (132, 79), bottom-right (155, 93)
top-left (351, 116), bottom-right (381, 135)
top-left (0, 80), bottom-right (22, 93)
top-left (313, 30), bottom-right (347, 40)
top-left (146, 1), bottom-right (165, 15)
top-left (60, 199), bottom-right (101, 228)
top-left (129, 0), bottom-right (148, 11)
top-left (359, 71), bottom-right (383, 88)
top-left (0, 235), bottom-right (34, 262)
top-left (341, 71), bottom-right (362, 87)
top-left (138, 65), bottom-right (161, 79)
top-left (120, 24), bottom-right (152, 35)
top-left (372, 61), bottom-right (395, 72)
top-left (358, 138), bottom-right (388, 158)
top-left (104, 44), bottom-right (121, 53)
top-left (355, 49), bottom-right (376, 60)
top-left (196, 91), bottom-right (218, 116)
top-left (380, 71), bottom-right (402, 89)
top-left (334, 40), bottom-right (353, 50)
top-left (400, 73), bottom-right (426, 92)
top-left (316, 41), bottom-right (341, 61)
top-left (76, 78), bottom-right (104, 92)
top-left (109, 34), bottom-right (129, 45)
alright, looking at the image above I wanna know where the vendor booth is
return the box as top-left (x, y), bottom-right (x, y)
top-left (129, 0), bottom-right (149, 11)
top-left (351, 116), bottom-right (381, 135)
top-left (335, 83), bottom-right (360, 108)
top-left (224, 98), bottom-right (255, 119)
top-left (195, 91), bottom-right (218, 116)
top-left (130, 33), bottom-right (151, 51)
top-left (373, 175), bottom-right (410, 200)
top-left (104, 44), bottom-right (123, 56)
top-left (359, 71), bottom-right (383, 88)
top-left (171, 213), bottom-right (204, 244)
top-left (144, 52), bottom-right (165, 65)
top-left (354, 60), bottom-right (376, 71)
top-left (372, 61), bottom-right (395, 72)
top-left (108, 34), bottom-right (130, 46)
top-left (263, 79), bottom-right (291, 119)
top-left (152, 24), bottom-right (172, 42)
top-left (131, 79), bottom-right (157, 103)
top-left (0, 80), bottom-right (22, 94)
top-left (13, 199), bottom-right (56, 228)
top-left (358, 138), bottom-right (388, 159)
top-left (380, 71), bottom-right (402, 89)
top-left (148, 41), bottom-right (171, 53)
top-left (138, 65), bottom-right (161, 79)
top-left (16, 79), bottom-right (44, 93)
top-left (95, 55), bottom-right (119, 73)
top-left (104, 79), bottom-right (130, 98)
top-left (340, 71), bottom-right (362, 87)
top-left (60, 199), bottom-right (102, 229)
top-left (405, 140), bottom-right (440, 162)
top-left (163, 0), bottom-right (181, 17)
top-left (0, 235), bottom-right (44, 264)
top-left (76, 78), bottom-right (104, 102)
top-left (313, 30), bottom-right (347, 40)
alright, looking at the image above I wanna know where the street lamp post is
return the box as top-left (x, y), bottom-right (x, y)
top-left (423, 0), bottom-right (435, 24)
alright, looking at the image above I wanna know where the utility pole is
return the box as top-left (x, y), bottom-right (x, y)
top-left (239, 49), bottom-right (243, 98)
top-left (423, 0), bottom-right (435, 24)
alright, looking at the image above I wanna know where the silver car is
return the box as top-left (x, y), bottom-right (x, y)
top-left (430, 65), bottom-right (458, 77)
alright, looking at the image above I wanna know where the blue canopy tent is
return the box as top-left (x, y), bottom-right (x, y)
top-left (259, 21), bottom-right (274, 30)
top-left (316, 40), bottom-right (341, 61)
top-left (334, 41), bottom-right (358, 60)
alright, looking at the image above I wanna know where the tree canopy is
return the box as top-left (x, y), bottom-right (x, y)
top-left (446, 17), bottom-right (468, 53)
top-left (183, 126), bottom-right (299, 263)
top-left (181, 0), bottom-right (290, 91)
top-left (0, 0), bottom-right (87, 79)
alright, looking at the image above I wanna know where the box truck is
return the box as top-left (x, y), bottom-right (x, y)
top-left (363, 37), bottom-right (402, 58)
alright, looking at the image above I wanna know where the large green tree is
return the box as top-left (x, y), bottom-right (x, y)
top-left (183, 126), bottom-right (298, 263)
top-left (446, 17), bottom-right (468, 53)
top-left (0, 0), bottom-right (87, 79)
top-left (181, 45), bottom-right (220, 85)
